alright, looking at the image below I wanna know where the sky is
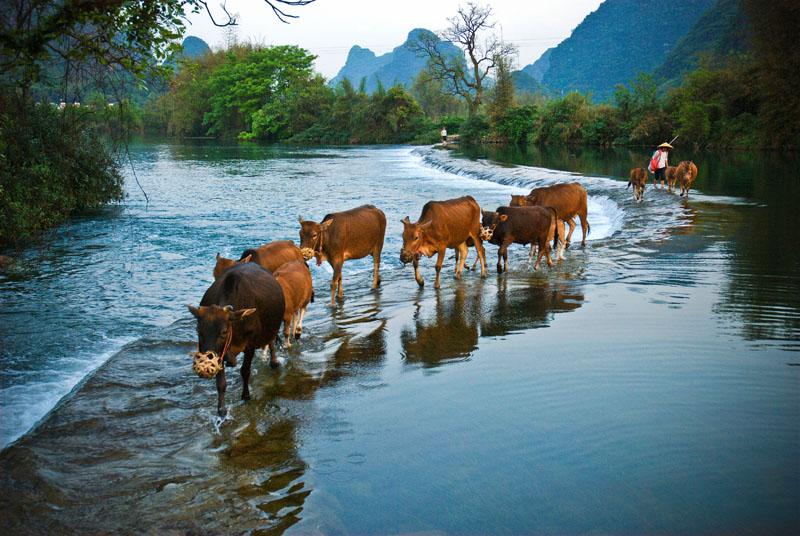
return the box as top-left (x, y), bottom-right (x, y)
top-left (184, 0), bottom-right (604, 80)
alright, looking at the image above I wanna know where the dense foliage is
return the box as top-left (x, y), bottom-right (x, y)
top-left (0, 101), bottom-right (124, 248)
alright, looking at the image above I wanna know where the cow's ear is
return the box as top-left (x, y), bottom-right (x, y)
top-left (401, 216), bottom-right (411, 225)
top-left (499, 215), bottom-right (508, 222)
top-left (216, 252), bottom-right (221, 261)
top-left (186, 305), bottom-right (201, 318)
top-left (240, 254), bottom-right (252, 263)
top-left (320, 219), bottom-right (333, 229)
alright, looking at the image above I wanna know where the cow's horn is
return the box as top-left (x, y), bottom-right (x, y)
top-left (224, 305), bottom-right (233, 311)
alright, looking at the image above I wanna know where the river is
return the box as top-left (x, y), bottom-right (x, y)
top-left (1, 140), bottom-right (798, 535)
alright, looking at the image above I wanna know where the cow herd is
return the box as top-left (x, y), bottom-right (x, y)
top-left (188, 181), bottom-right (592, 417)
top-left (627, 161), bottom-right (699, 201)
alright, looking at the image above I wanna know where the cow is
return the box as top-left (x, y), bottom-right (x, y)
top-left (187, 262), bottom-right (285, 417)
top-left (665, 165), bottom-right (678, 193)
top-left (677, 161), bottom-right (698, 197)
top-left (627, 167), bottom-right (648, 202)
top-left (213, 240), bottom-right (303, 279)
top-left (298, 205), bottom-right (386, 307)
top-left (400, 195), bottom-right (487, 288)
top-left (480, 206), bottom-right (559, 272)
top-left (509, 182), bottom-right (590, 249)
top-left (272, 260), bottom-right (314, 347)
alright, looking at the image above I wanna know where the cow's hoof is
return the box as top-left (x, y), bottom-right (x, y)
top-left (294, 330), bottom-right (302, 340)
top-left (269, 358), bottom-right (283, 368)
top-left (241, 393), bottom-right (251, 402)
top-left (416, 280), bottom-right (424, 288)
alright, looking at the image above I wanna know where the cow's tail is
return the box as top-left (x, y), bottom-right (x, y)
top-left (310, 290), bottom-right (315, 303)
top-left (547, 206), bottom-right (559, 248)
top-left (626, 180), bottom-right (632, 189)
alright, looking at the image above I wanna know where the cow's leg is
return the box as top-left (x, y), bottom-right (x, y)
top-left (215, 367), bottom-right (228, 417)
top-left (497, 240), bottom-right (511, 273)
top-left (371, 244), bottom-right (382, 289)
top-left (329, 259), bottom-right (343, 306)
top-left (543, 236), bottom-right (554, 267)
top-left (474, 236), bottom-right (487, 277)
top-left (556, 220), bottom-right (565, 260)
top-left (295, 306), bottom-right (306, 339)
top-left (433, 248), bottom-right (445, 288)
top-left (412, 256), bottom-right (424, 287)
top-left (579, 211), bottom-right (589, 248)
top-left (454, 242), bottom-right (468, 278)
top-left (565, 218), bottom-right (577, 249)
top-left (527, 243), bottom-right (536, 264)
top-left (283, 312), bottom-right (292, 347)
top-left (267, 340), bottom-right (280, 368)
top-left (240, 348), bottom-right (255, 401)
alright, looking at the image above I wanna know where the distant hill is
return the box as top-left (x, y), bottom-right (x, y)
top-left (180, 36), bottom-right (211, 60)
top-left (652, 0), bottom-right (752, 92)
top-left (523, 0), bottom-right (716, 102)
top-left (511, 70), bottom-right (552, 97)
top-left (329, 28), bottom-right (463, 93)
top-left (522, 48), bottom-right (552, 81)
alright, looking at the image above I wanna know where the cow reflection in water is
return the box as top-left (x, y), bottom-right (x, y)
top-left (401, 280), bottom-right (585, 368)
top-left (401, 286), bottom-right (482, 368)
top-left (481, 277), bottom-right (584, 337)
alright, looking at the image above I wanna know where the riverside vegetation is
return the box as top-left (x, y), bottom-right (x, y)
top-left (1, 0), bottom-right (797, 248)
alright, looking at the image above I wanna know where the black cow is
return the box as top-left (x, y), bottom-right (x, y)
top-left (187, 262), bottom-right (285, 417)
top-left (481, 205), bottom-right (558, 272)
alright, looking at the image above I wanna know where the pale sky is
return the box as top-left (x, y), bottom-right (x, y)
top-left (184, 0), bottom-right (604, 80)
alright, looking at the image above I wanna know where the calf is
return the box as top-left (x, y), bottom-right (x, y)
top-left (272, 260), bottom-right (314, 347)
top-left (214, 240), bottom-right (303, 279)
top-left (481, 206), bottom-right (558, 272)
top-left (677, 161), bottom-right (698, 197)
top-left (298, 204), bottom-right (386, 307)
top-left (665, 165), bottom-right (678, 193)
top-left (187, 262), bottom-right (285, 417)
top-left (627, 166), bottom-right (647, 201)
top-left (400, 196), bottom-right (487, 288)
top-left (509, 182), bottom-right (589, 248)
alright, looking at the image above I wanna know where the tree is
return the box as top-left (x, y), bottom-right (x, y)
top-left (488, 53), bottom-right (516, 126)
top-left (411, 2), bottom-right (516, 115)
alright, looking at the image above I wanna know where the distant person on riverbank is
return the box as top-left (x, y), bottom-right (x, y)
top-left (441, 127), bottom-right (447, 146)
top-left (652, 142), bottom-right (672, 187)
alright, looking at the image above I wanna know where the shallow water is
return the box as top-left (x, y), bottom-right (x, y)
top-left (1, 141), bottom-right (798, 535)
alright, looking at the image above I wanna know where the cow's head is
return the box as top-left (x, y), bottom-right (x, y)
top-left (186, 304), bottom-right (256, 376)
top-left (510, 194), bottom-right (534, 207)
top-left (400, 216), bottom-right (432, 264)
top-left (298, 216), bottom-right (333, 261)
top-left (480, 210), bottom-right (502, 241)
top-left (213, 253), bottom-right (252, 279)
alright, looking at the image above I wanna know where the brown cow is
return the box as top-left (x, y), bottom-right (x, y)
top-left (509, 182), bottom-right (590, 249)
top-left (677, 161), bottom-right (698, 197)
top-left (272, 260), bottom-right (314, 347)
top-left (187, 262), bottom-right (285, 417)
top-left (298, 205), bottom-right (386, 307)
top-left (665, 165), bottom-right (678, 193)
top-left (481, 206), bottom-right (558, 272)
top-left (214, 240), bottom-right (303, 279)
top-left (400, 196), bottom-right (487, 288)
top-left (627, 167), bottom-right (647, 202)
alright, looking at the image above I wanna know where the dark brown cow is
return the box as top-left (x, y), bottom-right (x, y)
top-left (677, 161), bottom-right (698, 197)
top-left (187, 262), bottom-right (285, 417)
top-left (509, 182), bottom-right (590, 248)
top-left (272, 260), bottom-right (314, 347)
top-left (214, 240), bottom-right (303, 279)
top-left (400, 196), bottom-right (487, 288)
top-left (480, 206), bottom-right (558, 272)
top-left (665, 165), bottom-right (678, 193)
top-left (298, 205), bottom-right (386, 307)
top-left (627, 167), bottom-right (648, 202)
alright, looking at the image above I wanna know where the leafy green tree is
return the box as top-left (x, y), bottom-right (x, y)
top-left (488, 53), bottom-right (517, 128)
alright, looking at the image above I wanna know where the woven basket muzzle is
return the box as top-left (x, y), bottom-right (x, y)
top-left (192, 351), bottom-right (223, 379)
